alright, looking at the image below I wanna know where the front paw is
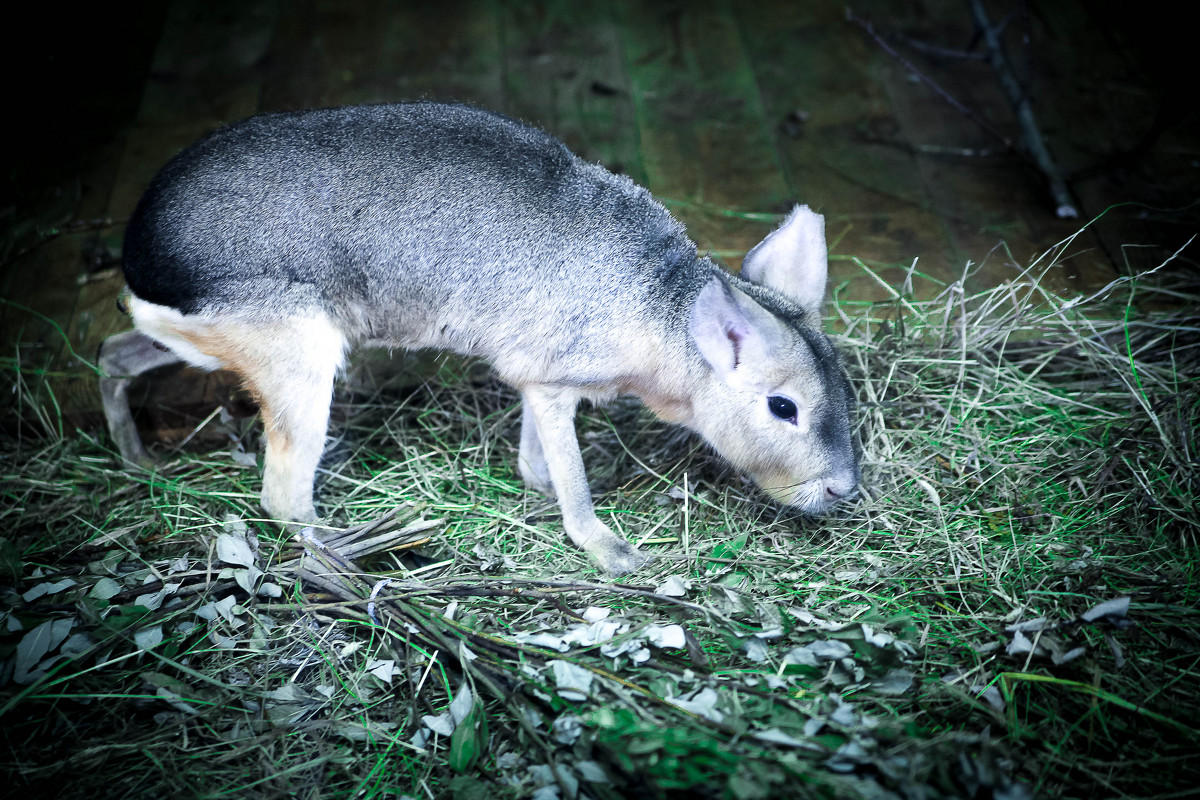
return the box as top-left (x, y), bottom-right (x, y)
top-left (589, 538), bottom-right (652, 576)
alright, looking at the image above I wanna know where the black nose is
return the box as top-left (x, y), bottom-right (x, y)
top-left (824, 484), bottom-right (847, 502)
top-left (823, 470), bottom-right (859, 503)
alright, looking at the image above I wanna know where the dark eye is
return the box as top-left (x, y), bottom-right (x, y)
top-left (767, 395), bottom-right (798, 424)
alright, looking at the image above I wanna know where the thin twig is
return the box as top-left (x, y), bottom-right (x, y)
top-left (846, 9), bottom-right (1016, 151)
top-left (966, 0), bottom-right (1078, 218)
top-left (848, 5), bottom-right (1079, 217)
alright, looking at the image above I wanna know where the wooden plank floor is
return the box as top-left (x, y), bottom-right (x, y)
top-left (3, 0), bottom-right (1196, 440)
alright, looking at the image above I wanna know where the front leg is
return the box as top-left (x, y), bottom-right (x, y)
top-left (517, 400), bottom-right (554, 496)
top-left (520, 385), bottom-right (650, 575)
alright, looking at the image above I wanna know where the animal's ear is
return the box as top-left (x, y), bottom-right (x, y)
top-left (740, 205), bottom-right (828, 317)
top-left (689, 278), bottom-right (789, 391)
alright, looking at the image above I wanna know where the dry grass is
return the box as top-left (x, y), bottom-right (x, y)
top-left (1, 234), bottom-right (1197, 799)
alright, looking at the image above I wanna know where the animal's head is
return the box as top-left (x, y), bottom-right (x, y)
top-left (688, 206), bottom-right (859, 514)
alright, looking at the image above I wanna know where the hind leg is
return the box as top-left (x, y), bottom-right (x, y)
top-left (127, 297), bottom-right (347, 522)
top-left (253, 354), bottom-right (340, 522)
top-left (227, 319), bottom-right (346, 522)
top-left (99, 330), bottom-right (185, 467)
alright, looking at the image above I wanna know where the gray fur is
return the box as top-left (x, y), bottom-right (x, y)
top-left (103, 101), bottom-right (859, 575)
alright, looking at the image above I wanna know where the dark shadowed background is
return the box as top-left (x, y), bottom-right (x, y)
top-left (3, 0), bottom-right (1196, 438)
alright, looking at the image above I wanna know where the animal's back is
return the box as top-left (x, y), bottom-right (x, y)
top-left (122, 103), bottom-right (701, 369)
